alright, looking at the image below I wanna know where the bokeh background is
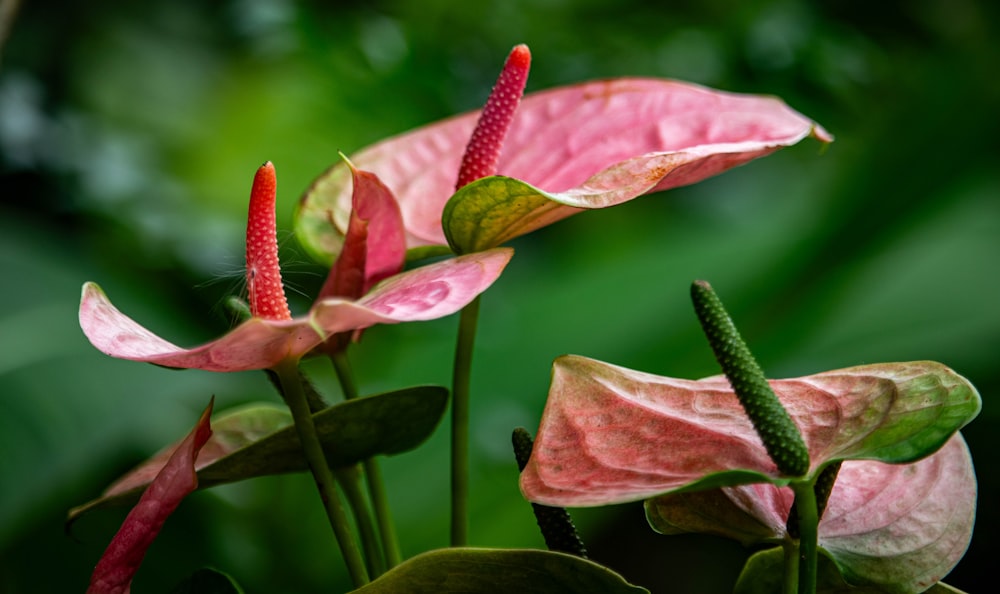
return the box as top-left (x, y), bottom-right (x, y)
top-left (1, 0), bottom-right (997, 592)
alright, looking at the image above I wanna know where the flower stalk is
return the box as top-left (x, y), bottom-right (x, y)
top-left (449, 44), bottom-right (531, 547)
top-left (790, 481), bottom-right (819, 594)
top-left (330, 349), bottom-right (403, 569)
top-left (274, 359), bottom-right (370, 587)
top-left (450, 294), bottom-right (480, 546)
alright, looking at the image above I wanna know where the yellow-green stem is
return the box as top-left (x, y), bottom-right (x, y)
top-left (450, 295), bottom-right (481, 546)
top-left (331, 350), bottom-right (403, 568)
top-left (274, 359), bottom-right (369, 587)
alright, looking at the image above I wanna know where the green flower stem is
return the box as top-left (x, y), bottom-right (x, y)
top-left (274, 359), bottom-right (370, 587)
top-left (334, 464), bottom-right (385, 578)
top-left (790, 480), bottom-right (819, 594)
top-left (451, 295), bottom-right (481, 547)
top-left (331, 350), bottom-right (403, 569)
top-left (783, 539), bottom-right (800, 594)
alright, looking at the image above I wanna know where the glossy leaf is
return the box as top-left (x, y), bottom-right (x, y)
top-left (79, 247), bottom-right (512, 372)
top-left (648, 435), bottom-right (975, 593)
top-left (348, 548), bottom-right (649, 594)
top-left (735, 548), bottom-right (885, 594)
top-left (298, 78), bottom-right (830, 260)
top-left (520, 356), bottom-right (979, 507)
top-left (69, 386), bottom-right (448, 521)
top-left (86, 400), bottom-right (213, 594)
top-left (733, 547), bottom-right (969, 594)
top-left (168, 568), bottom-right (245, 594)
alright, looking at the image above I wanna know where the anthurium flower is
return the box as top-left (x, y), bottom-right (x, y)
top-left (519, 356), bottom-right (979, 593)
top-left (646, 435), bottom-right (975, 593)
top-left (86, 399), bottom-right (213, 594)
top-left (297, 45), bottom-right (832, 260)
top-left (79, 162), bottom-right (512, 372)
top-left (520, 356), bottom-right (979, 504)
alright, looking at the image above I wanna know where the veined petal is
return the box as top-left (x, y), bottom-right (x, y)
top-left (520, 356), bottom-right (978, 507)
top-left (79, 249), bottom-right (512, 372)
top-left (351, 247), bottom-right (512, 321)
top-left (647, 435), bottom-right (976, 593)
top-left (299, 77), bottom-right (831, 260)
top-left (79, 282), bottom-right (324, 371)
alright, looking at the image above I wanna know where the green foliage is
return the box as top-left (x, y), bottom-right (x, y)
top-left (733, 548), bottom-right (970, 594)
top-left (349, 548), bottom-right (648, 594)
top-left (2, 0), bottom-right (998, 592)
top-left (169, 568), bottom-right (245, 594)
top-left (69, 387), bottom-right (449, 522)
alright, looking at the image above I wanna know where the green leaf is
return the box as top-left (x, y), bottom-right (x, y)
top-left (348, 548), bottom-right (649, 594)
top-left (169, 568), bottom-right (245, 594)
top-left (69, 386), bottom-right (448, 521)
top-left (735, 547), bottom-right (877, 594)
top-left (733, 547), bottom-right (967, 594)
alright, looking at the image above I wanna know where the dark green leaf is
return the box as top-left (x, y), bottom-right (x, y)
top-left (349, 548), bottom-right (648, 594)
top-left (169, 568), bottom-right (245, 594)
top-left (735, 547), bottom-right (883, 594)
top-left (733, 546), bottom-right (968, 594)
top-left (69, 386), bottom-right (448, 521)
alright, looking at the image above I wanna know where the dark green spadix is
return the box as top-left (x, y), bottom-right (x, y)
top-left (690, 280), bottom-right (809, 477)
top-left (513, 428), bottom-right (588, 558)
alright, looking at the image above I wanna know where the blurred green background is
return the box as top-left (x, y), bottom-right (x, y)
top-left (1, 0), bottom-right (997, 592)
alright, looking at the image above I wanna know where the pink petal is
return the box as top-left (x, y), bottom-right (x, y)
top-left (86, 400), bottom-right (214, 594)
top-left (646, 435), bottom-right (975, 592)
top-left (301, 78), bottom-right (831, 251)
top-left (520, 357), bottom-right (976, 507)
top-left (317, 247), bottom-right (513, 325)
top-left (318, 161), bottom-right (406, 302)
top-left (80, 249), bottom-right (511, 372)
top-left (818, 436), bottom-right (976, 592)
top-left (79, 282), bottom-right (325, 372)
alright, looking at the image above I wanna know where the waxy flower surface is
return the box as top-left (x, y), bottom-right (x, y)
top-left (519, 355), bottom-right (979, 592)
top-left (79, 162), bottom-right (512, 372)
top-left (520, 356), bottom-right (978, 505)
top-left (86, 400), bottom-right (213, 594)
top-left (298, 55), bottom-right (832, 259)
top-left (647, 436), bottom-right (975, 593)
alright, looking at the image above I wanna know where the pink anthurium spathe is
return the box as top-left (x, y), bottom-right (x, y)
top-left (646, 435), bottom-right (976, 593)
top-left (519, 355), bottom-right (980, 593)
top-left (317, 157), bottom-right (407, 352)
top-left (318, 156), bottom-right (406, 302)
top-left (297, 44), bottom-right (832, 260)
top-left (520, 356), bottom-right (979, 506)
top-left (86, 399), bottom-right (213, 594)
top-left (79, 162), bottom-right (512, 373)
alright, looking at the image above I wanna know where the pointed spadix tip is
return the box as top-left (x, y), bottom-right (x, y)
top-left (508, 44), bottom-right (531, 69)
